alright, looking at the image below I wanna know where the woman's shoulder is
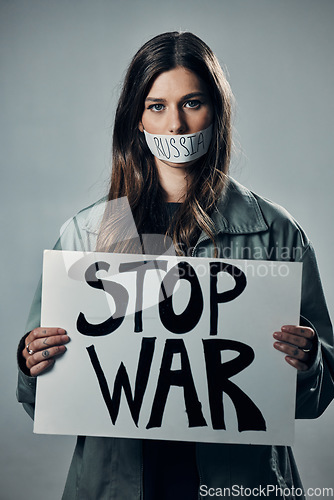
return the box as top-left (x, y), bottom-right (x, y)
top-left (60, 196), bottom-right (108, 235)
top-left (73, 196), bottom-right (108, 234)
top-left (219, 177), bottom-right (310, 247)
top-left (55, 197), bottom-right (108, 251)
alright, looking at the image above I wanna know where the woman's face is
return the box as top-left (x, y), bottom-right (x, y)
top-left (139, 66), bottom-right (213, 168)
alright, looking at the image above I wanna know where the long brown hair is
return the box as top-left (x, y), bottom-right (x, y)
top-left (97, 31), bottom-right (233, 255)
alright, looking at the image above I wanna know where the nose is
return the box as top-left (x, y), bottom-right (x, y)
top-left (168, 106), bottom-right (186, 134)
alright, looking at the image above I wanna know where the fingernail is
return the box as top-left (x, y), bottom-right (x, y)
top-left (273, 332), bottom-right (281, 339)
top-left (58, 328), bottom-right (66, 334)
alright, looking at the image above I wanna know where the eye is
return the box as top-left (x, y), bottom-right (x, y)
top-left (184, 100), bottom-right (201, 109)
top-left (148, 103), bottom-right (165, 112)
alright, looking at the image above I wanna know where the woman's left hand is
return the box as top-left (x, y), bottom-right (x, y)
top-left (273, 325), bottom-right (316, 371)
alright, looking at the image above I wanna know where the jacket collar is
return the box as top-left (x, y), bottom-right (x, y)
top-left (211, 177), bottom-right (268, 235)
top-left (83, 178), bottom-right (268, 237)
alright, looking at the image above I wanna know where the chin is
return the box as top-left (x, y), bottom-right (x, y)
top-left (159, 158), bottom-right (200, 169)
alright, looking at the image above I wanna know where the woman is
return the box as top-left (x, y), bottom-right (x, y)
top-left (17, 31), bottom-right (334, 499)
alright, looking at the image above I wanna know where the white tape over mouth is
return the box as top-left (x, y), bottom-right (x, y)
top-left (143, 124), bottom-right (213, 163)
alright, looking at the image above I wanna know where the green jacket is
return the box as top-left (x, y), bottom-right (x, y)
top-left (17, 178), bottom-right (334, 499)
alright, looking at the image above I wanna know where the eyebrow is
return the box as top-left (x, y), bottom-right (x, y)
top-left (145, 92), bottom-right (207, 102)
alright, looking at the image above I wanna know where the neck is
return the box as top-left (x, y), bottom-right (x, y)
top-left (155, 158), bottom-right (193, 202)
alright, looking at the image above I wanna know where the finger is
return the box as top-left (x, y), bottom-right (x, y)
top-left (26, 327), bottom-right (67, 345)
top-left (281, 325), bottom-right (315, 339)
top-left (26, 345), bottom-right (67, 371)
top-left (273, 331), bottom-right (313, 351)
top-left (30, 358), bottom-right (55, 377)
top-left (273, 341), bottom-right (309, 361)
top-left (284, 356), bottom-right (309, 372)
top-left (31, 334), bottom-right (70, 354)
top-left (23, 328), bottom-right (68, 360)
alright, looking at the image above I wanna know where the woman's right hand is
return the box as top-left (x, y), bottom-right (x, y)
top-left (22, 328), bottom-right (70, 377)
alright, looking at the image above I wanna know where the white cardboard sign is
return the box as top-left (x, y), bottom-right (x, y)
top-left (35, 250), bottom-right (302, 445)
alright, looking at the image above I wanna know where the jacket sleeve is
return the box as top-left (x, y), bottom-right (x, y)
top-left (295, 242), bottom-right (334, 418)
top-left (16, 215), bottom-right (90, 420)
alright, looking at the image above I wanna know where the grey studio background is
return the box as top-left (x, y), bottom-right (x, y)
top-left (1, 1), bottom-right (333, 499)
